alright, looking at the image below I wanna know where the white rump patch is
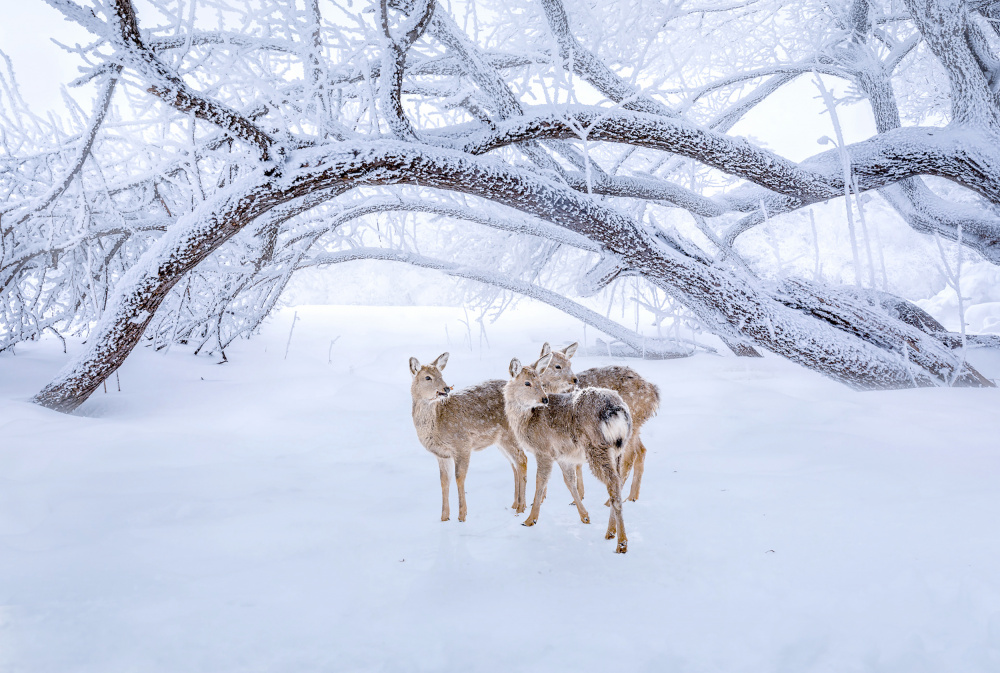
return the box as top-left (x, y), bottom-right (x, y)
top-left (600, 412), bottom-right (630, 445)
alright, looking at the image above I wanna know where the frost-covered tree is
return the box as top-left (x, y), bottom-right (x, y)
top-left (3, 0), bottom-right (999, 412)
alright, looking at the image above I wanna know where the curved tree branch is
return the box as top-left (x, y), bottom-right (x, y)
top-left (461, 106), bottom-right (1000, 208)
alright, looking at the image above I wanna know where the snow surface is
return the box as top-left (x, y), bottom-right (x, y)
top-left (2, 302), bottom-right (1000, 673)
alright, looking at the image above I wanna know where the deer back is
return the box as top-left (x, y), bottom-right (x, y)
top-left (578, 366), bottom-right (660, 426)
top-left (417, 379), bottom-right (509, 452)
top-left (514, 392), bottom-right (581, 458)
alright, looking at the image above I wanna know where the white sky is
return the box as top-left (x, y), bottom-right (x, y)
top-left (731, 75), bottom-right (877, 162)
top-left (0, 1), bottom-right (96, 114)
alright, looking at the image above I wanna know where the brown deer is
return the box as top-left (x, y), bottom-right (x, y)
top-left (504, 353), bottom-right (633, 553)
top-left (538, 342), bottom-right (660, 503)
top-left (409, 353), bottom-right (528, 521)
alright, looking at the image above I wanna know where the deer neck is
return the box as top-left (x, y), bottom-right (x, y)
top-left (412, 395), bottom-right (445, 430)
top-left (503, 392), bottom-right (540, 435)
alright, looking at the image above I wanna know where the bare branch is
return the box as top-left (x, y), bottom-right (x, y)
top-left (379, 0), bottom-right (435, 140)
top-left (538, 0), bottom-right (675, 117)
top-left (108, 0), bottom-right (280, 161)
top-left (9, 67), bottom-right (120, 228)
top-left (148, 33), bottom-right (303, 54)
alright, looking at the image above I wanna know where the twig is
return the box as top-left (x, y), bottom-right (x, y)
top-left (284, 310), bottom-right (299, 360)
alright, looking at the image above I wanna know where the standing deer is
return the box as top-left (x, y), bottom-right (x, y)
top-left (409, 353), bottom-right (528, 521)
top-left (537, 342), bottom-right (660, 503)
top-left (504, 353), bottom-right (633, 553)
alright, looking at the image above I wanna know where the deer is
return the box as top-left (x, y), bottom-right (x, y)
top-left (504, 353), bottom-right (633, 553)
top-left (537, 342), bottom-right (660, 503)
top-left (409, 352), bottom-right (528, 522)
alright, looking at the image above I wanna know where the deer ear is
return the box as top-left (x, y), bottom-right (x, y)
top-left (509, 358), bottom-right (523, 377)
top-left (409, 357), bottom-right (421, 376)
top-left (563, 342), bottom-right (578, 359)
top-left (535, 353), bottom-right (553, 376)
top-left (433, 352), bottom-right (449, 370)
top-left (540, 342), bottom-right (551, 357)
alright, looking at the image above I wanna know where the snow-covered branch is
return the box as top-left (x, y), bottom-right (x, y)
top-left (106, 0), bottom-right (280, 161)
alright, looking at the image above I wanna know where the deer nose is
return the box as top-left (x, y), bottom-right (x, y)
top-left (572, 377), bottom-right (578, 385)
top-left (541, 396), bottom-right (549, 404)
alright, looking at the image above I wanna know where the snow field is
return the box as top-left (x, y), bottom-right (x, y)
top-left (2, 303), bottom-right (1000, 672)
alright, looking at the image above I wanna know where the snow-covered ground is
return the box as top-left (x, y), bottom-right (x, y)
top-left (2, 303), bottom-right (1000, 673)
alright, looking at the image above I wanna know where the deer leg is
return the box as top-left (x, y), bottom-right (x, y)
top-left (500, 440), bottom-right (528, 513)
top-left (567, 463), bottom-right (586, 506)
top-left (620, 436), bottom-right (637, 488)
top-left (559, 461), bottom-right (590, 524)
top-left (523, 454), bottom-right (553, 527)
top-left (598, 455), bottom-right (627, 553)
top-left (627, 437), bottom-right (647, 502)
top-left (437, 456), bottom-right (452, 521)
top-left (605, 444), bottom-right (631, 507)
top-left (454, 451), bottom-right (470, 522)
top-left (516, 450), bottom-right (528, 513)
top-left (508, 463), bottom-right (520, 510)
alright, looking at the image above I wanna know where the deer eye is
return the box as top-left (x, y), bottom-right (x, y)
top-left (425, 376), bottom-right (431, 380)
top-left (554, 365), bottom-right (561, 369)
top-left (525, 381), bottom-right (531, 386)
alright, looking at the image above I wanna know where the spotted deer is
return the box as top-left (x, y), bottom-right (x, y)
top-left (538, 342), bottom-right (660, 503)
top-left (504, 353), bottom-right (633, 553)
top-left (409, 353), bottom-right (528, 521)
